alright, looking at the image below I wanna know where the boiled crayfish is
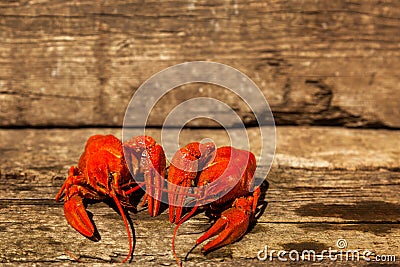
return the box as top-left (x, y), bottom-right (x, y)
top-left (55, 135), bottom-right (260, 265)
top-left (162, 142), bottom-right (260, 266)
top-left (55, 134), bottom-right (166, 262)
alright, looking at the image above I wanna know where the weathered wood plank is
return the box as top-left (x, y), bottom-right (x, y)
top-left (1, 171), bottom-right (399, 264)
top-left (2, 169), bottom-right (400, 223)
top-left (1, 202), bottom-right (399, 264)
top-left (0, 127), bottom-right (399, 265)
top-left (1, 127), bottom-right (400, 174)
top-left (1, 0), bottom-right (400, 127)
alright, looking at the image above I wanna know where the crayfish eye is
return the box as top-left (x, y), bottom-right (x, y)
top-left (108, 172), bottom-right (114, 183)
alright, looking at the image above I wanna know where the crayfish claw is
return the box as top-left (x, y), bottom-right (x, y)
top-left (197, 207), bottom-right (249, 253)
top-left (196, 195), bottom-right (256, 253)
top-left (64, 195), bottom-right (97, 240)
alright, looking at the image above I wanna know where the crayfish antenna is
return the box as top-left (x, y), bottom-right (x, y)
top-left (172, 204), bottom-right (200, 267)
top-left (124, 181), bottom-right (146, 195)
top-left (65, 248), bottom-right (82, 263)
top-left (111, 192), bottom-right (133, 263)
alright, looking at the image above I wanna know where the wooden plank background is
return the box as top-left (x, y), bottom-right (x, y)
top-left (0, 0), bottom-right (399, 128)
top-left (1, 1), bottom-right (399, 266)
top-left (0, 127), bottom-right (399, 265)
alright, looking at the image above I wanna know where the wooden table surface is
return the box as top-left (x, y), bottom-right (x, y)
top-left (0, 127), bottom-right (399, 266)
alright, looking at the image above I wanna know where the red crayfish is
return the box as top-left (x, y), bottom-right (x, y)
top-left (55, 134), bottom-right (166, 262)
top-left (55, 134), bottom-right (260, 265)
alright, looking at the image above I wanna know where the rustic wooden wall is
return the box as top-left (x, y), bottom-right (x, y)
top-left (1, 0), bottom-right (399, 128)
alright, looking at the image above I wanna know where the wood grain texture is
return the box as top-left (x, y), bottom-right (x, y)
top-left (0, 0), bottom-right (399, 128)
top-left (0, 127), bottom-right (399, 265)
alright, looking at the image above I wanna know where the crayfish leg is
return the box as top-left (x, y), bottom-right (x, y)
top-left (55, 166), bottom-right (80, 202)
